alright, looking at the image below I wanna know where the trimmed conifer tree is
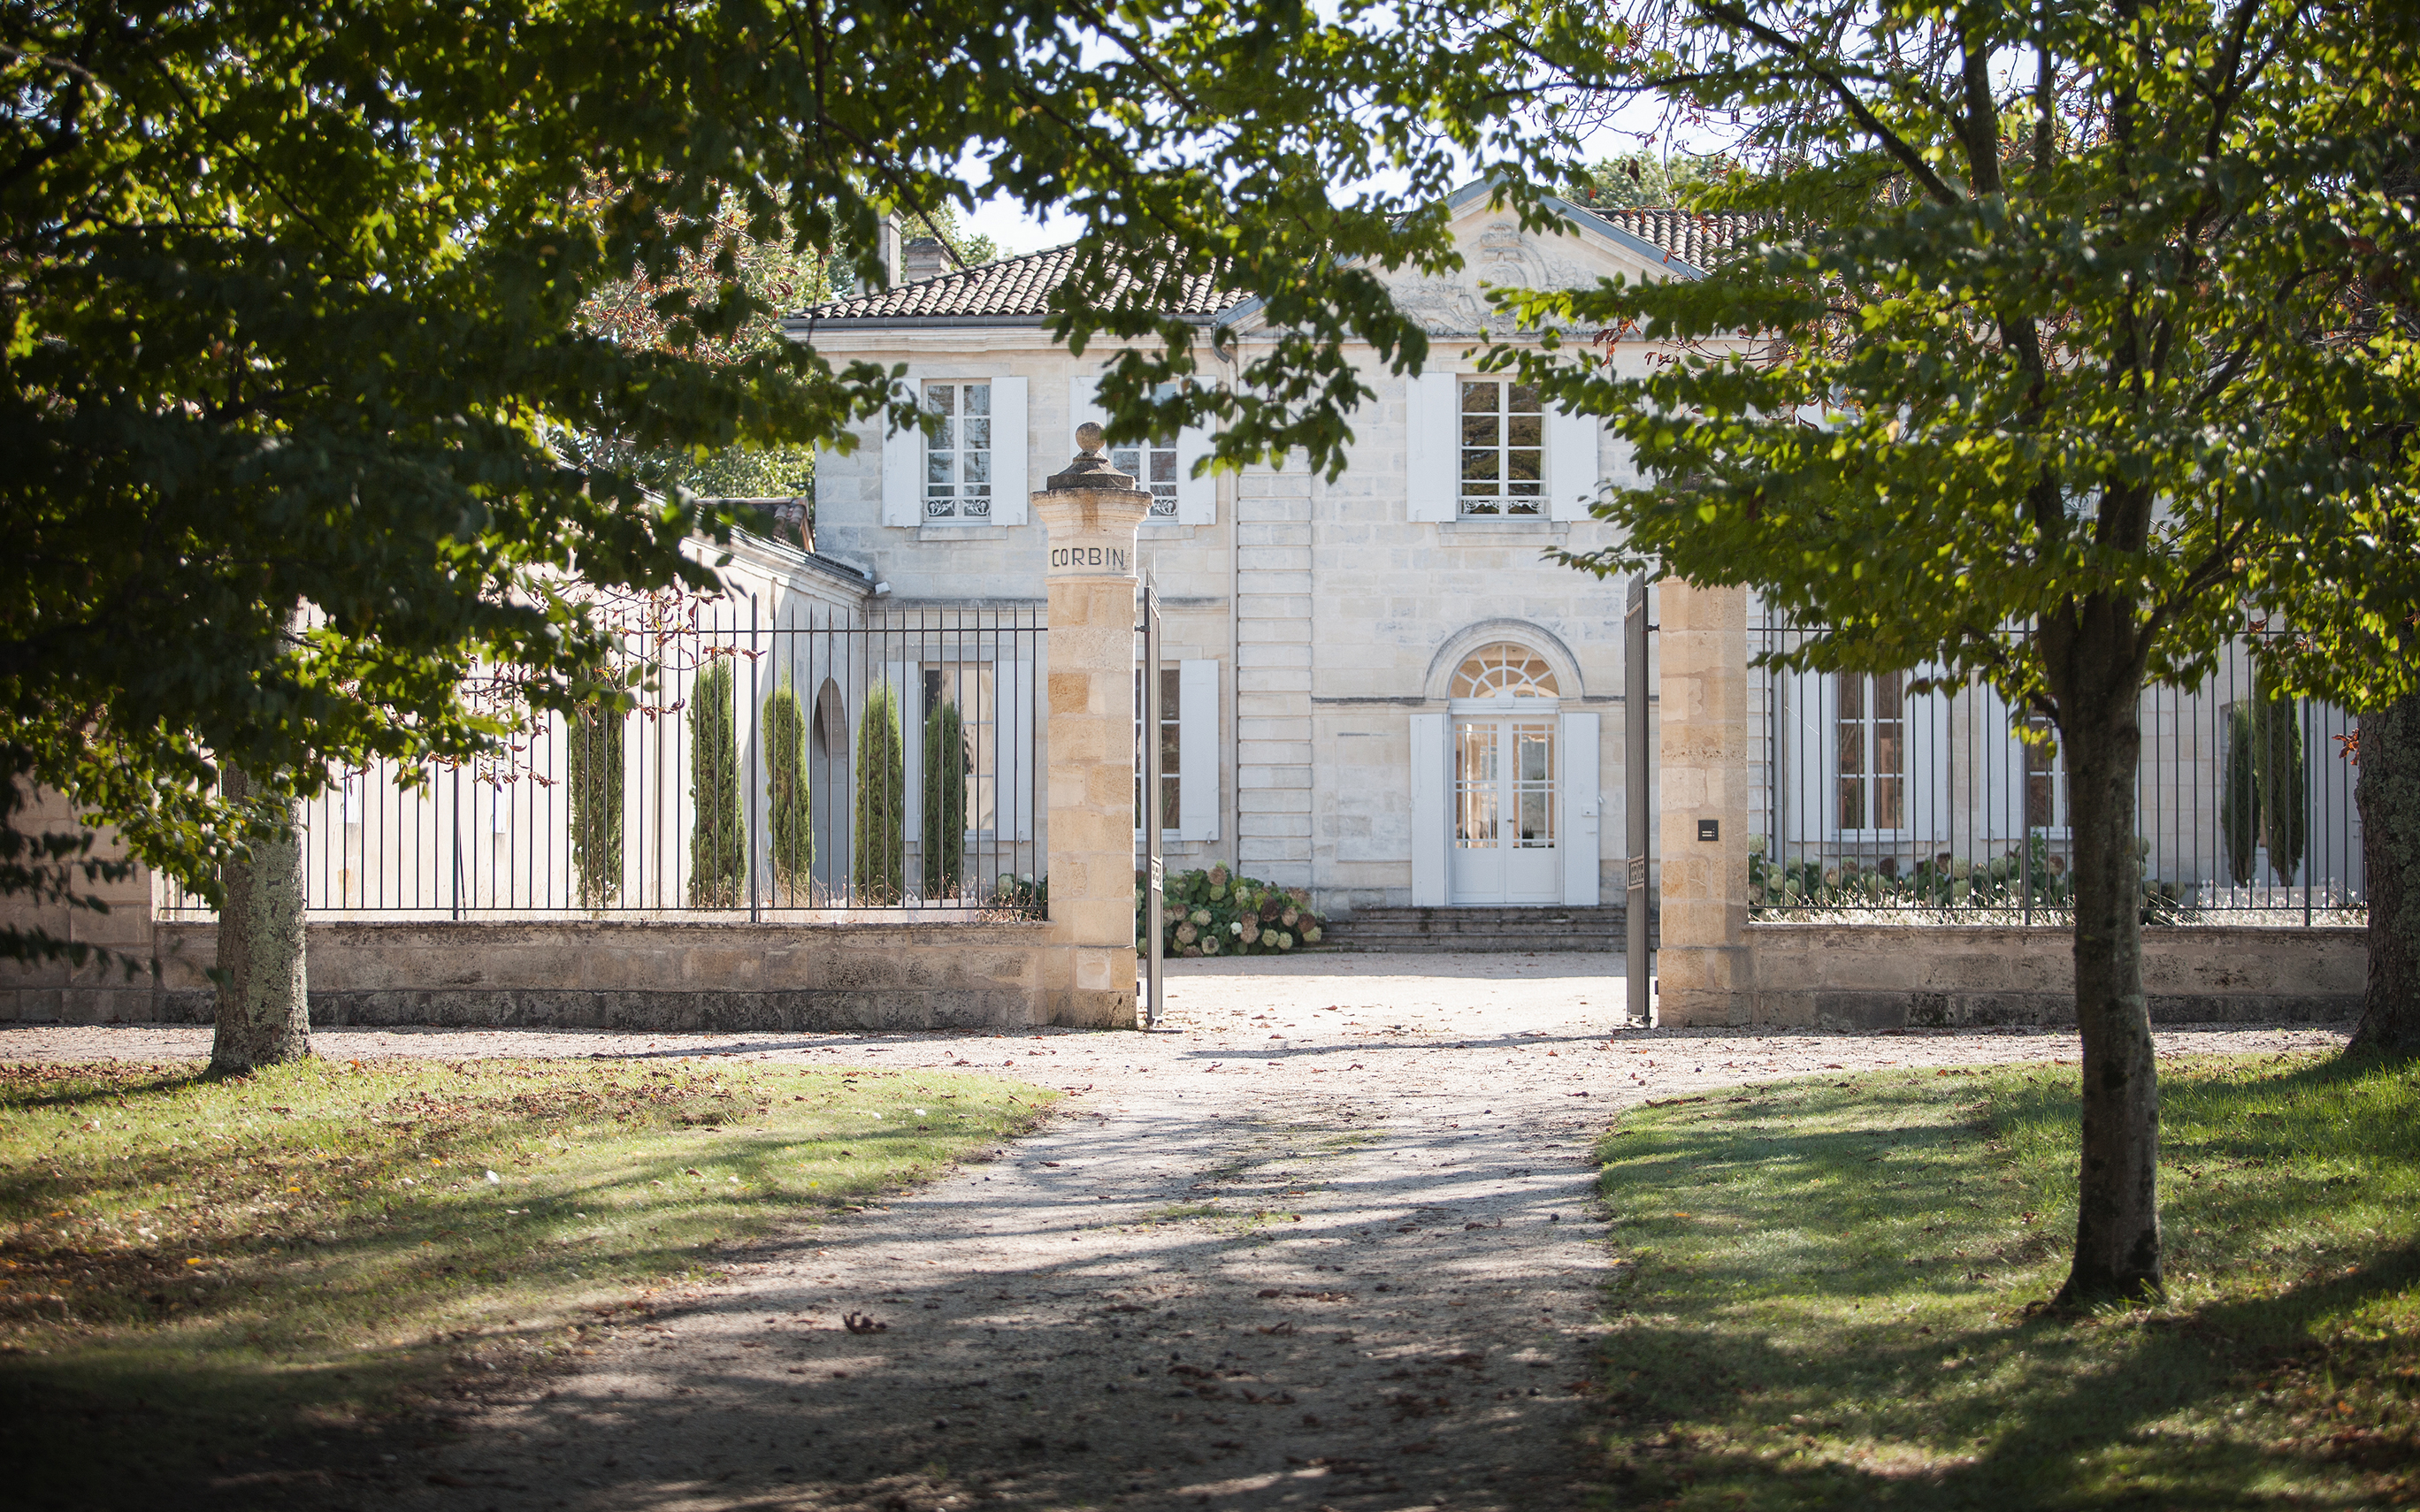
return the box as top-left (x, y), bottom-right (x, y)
top-left (2254, 674), bottom-right (2307, 886)
top-left (686, 660), bottom-right (744, 906)
top-left (922, 700), bottom-right (967, 898)
top-left (2222, 703), bottom-right (2262, 888)
top-left (854, 681), bottom-right (907, 905)
top-left (567, 691), bottom-right (626, 908)
top-left (765, 678), bottom-right (810, 901)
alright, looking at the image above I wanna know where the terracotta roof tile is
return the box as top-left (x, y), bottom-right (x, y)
top-left (1582, 207), bottom-right (1766, 271)
top-left (793, 244), bottom-right (1237, 323)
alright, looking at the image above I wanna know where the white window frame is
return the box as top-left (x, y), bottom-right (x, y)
top-left (1132, 658), bottom-right (1220, 843)
top-left (920, 379), bottom-right (993, 522)
top-left (1455, 377), bottom-right (1544, 516)
top-left (1834, 670), bottom-right (1911, 836)
top-left (880, 377), bottom-right (1029, 528)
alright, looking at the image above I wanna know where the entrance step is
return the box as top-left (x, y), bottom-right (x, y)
top-left (1319, 905), bottom-right (1653, 954)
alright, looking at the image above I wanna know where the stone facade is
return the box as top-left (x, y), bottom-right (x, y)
top-left (797, 185), bottom-right (1698, 918)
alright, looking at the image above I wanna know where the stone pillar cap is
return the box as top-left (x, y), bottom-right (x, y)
top-left (1045, 423), bottom-right (1145, 493)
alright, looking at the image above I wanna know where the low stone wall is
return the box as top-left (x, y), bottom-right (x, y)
top-left (1735, 922), bottom-right (2366, 1029)
top-left (5, 920), bottom-right (1075, 1033)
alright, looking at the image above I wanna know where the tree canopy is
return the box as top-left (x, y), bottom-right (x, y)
top-left (1494, 0), bottom-right (2420, 1300)
top-left (2, 0), bottom-right (1610, 959)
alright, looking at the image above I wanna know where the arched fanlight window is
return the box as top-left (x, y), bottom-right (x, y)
top-left (1449, 642), bottom-right (1558, 699)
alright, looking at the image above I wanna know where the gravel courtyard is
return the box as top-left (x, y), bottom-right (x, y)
top-left (3, 953), bottom-right (2349, 1512)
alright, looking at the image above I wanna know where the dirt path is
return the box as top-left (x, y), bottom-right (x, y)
top-left (4, 954), bottom-right (2348, 1511)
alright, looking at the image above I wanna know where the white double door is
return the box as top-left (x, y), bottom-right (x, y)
top-left (1451, 714), bottom-right (1562, 903)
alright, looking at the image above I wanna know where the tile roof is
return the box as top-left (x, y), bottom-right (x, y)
top-left (787, 205), bottom-right (1764, 325)
top-left (792, 243), bottom-right (1237, 323)
top-left (1583, 208), bottom-right (1766, 272)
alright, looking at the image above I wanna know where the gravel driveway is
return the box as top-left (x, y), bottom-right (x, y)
top-left (3, 953), bottom-right (2348, 1511)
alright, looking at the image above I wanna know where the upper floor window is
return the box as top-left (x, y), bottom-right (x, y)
top-left (1450, 643), bottom-right (1558, 700)
top-left (1836, 672), bottom-right (1906, 831)
top-left (923, 381), bottom-right (992, 520)
top-left (1111, 382), bottom-right (1180, 519)
top-left (1459, 379), bottom-right (1543, 516)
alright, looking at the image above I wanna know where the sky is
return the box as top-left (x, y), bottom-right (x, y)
top-left (956, 115), bottom-right (1683, 260)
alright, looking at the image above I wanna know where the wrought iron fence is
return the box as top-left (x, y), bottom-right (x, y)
top-left (161, 600), bottom-right (1046, 920)
top-left (1751, 618), bottom-right (2364, 925)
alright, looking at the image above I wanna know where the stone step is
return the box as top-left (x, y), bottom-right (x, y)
top-left (1320, 905), bottom-right (1656, 953)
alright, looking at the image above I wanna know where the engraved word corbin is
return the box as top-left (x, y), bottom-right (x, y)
top-left (1051, 546), bottom-right (1130, 571)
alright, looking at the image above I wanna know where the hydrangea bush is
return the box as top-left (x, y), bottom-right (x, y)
top-left (1137, 863), bottom-right (1326, 957)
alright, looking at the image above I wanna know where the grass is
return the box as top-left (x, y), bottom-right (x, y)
top-left (0, 1054), bottom-right (1051, 1506)
top-left (1589, 1051), bottom-right (2420, 1510)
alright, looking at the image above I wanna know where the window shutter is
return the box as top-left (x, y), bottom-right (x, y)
top-left (1559, 711), bottom-right (1601, 905)
top-left (1410, 712), bottom-right (1449, 904)
top-left (880, 380), bottom-right (923, 527)
top-left (887, 661), bottom-right (923, 866)
top-left (1176, 659), bottom-right (1220, 841)
top-left (1545, 404), bottom-right (1603, 522)
top-left (1175, 427), bottom-right (1216, 524)
top-left (1405, 373), bottom-right (1459, 522)
top-left (997, 657), bottom-right (1037, 843)
top-left (988, 376), bottom-right (1030, 525)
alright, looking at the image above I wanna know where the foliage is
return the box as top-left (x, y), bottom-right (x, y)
top-left (0, 1056), bottom-right (1049, 1505)
top-left (1563, 152), bottom-right (1732, 212)
top-left (764, 679), bottom-right (811, 900)
top-left (685, 661), bottom-right (744, 907)
top-left (1143, 863), bottom-right (1326, 956)
top-left (1590, 1055), bottom-right (2420, 1508)
top-left (853, 682), bottom-right (907, 905)
top-left (1, 0), bottom-right (1618, 965)
top-left (1751, 835), bottom-right (2203, 924)
top-left (568, 691), bottom-right (628, 909)
top-left (1501, 0), bottom-right (2420, 1302)
top-left (989, 873), bottom-right (1049, 921)
top-left (921, 701), bottom-right (967, 898)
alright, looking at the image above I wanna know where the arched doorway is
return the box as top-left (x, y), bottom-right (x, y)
top-left (1448, 642), bottom-right (1562, 904)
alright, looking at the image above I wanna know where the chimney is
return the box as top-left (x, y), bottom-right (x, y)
top-left (856, 215), bottom-right (901, 295)
top-left (900, 235), bottom-right (949, 285)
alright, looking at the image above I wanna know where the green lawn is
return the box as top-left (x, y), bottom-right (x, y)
top-left (1590, 1052), bottom-right (2420, 1510)
top-left (0, 1054), bottom-right (1050, 1505)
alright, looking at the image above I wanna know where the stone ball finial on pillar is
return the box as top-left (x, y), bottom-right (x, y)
top-left (1076, 421), bottom-right (1105, 455)
top-left (1035, 439), bottom-right (1152, 1029)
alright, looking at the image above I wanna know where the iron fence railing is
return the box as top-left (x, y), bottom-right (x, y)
top-left (1751, 619), bottom-right (2364, 926)
top-left (161, 601), bottom-right (1047, 920)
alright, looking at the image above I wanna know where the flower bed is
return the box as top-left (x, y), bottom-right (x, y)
top-left (1137, 863), bottom-right (1327, 957)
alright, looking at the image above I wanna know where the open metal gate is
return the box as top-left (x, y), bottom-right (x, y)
top-left (1138, 583), bottom-right (1165, 1027)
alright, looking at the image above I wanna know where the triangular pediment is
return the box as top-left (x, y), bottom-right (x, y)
top-left (1219, 180), bottom-right (1704, 338)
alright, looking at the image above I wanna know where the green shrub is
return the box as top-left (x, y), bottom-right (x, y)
top-left (566, 689), bottom-right (624, 909)
top-left (2223, 701), bottom-right (2262, 886)
top-left (922, 699), bottom-right (967, 898)
top-left (1138, 862), bottom-right (1327, 957)
top-left (764, 678), bottom-right (810, 900)
top-left (854, 680), bottom-right (907, 904)
top-left (685, 660), bottom-right (745, 906)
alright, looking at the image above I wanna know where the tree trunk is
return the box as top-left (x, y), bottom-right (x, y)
top-left (2047, 621), bottom-right (2163, 1306)
top-left (208, 768), bottom-right (310, 1073)
top-left (2350, 692), bottom-right (2420, 1055)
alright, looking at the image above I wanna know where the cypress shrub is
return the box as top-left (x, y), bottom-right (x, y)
top-left (922, 699), bottom-right (967, 898)
top-left (566, 690), bottom-right (625, 909)
top-left (765, 677), bottom-right (811, 901)
top-left (854, 680), bottom-right (907, 904)
top-left (2221, 702), bottom-right (2261, 886)
top-left (2255, 671), bottom-right (2306, 885)
top-left (686, 660), bottom-right (745, 906)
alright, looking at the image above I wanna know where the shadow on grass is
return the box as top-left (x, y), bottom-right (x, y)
top-left (1590, 1056), bottom-right (2420, 1510)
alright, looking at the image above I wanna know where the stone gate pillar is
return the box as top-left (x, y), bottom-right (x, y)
top-left (1656, 580), bottom-right (1752, 1026)
top-left (1035, 425), bottom-right (1149, 1027)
